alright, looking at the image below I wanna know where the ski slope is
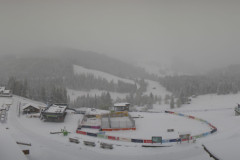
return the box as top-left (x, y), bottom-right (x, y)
top-left (73, 65), bottom-right (135, 84)
top-left (70, 65), bottom-right (170, 102)
top-left (68, 88), bottom-right (127, 102)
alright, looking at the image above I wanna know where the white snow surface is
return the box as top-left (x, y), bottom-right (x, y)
top-left (67, 88), bottom-right (127, 101)
top-left (144, 80), bottom-right (171, 98)
top-left (69, 67), bottom-right (171, 102)
top-left (71, 65), bottom-right (138, 101)
top-left (0, 125), bottom-right (28, 160)
top-left (73, 65), bottom-right (135, 84)
top-left (2, 92), bottom-right (240, 160)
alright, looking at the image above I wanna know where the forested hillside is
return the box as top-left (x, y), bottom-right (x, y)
top-left (0, 48), bottom-right (156, 108)
top-left (159, 64), bottom-right (240, 100)
top-left (0, 48), bottom-right (153, 80)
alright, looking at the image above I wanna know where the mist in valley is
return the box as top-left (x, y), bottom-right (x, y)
top-left (0, 0), bottom-right (240, 109)
top-left (0, 0), bottom-right (240, 74)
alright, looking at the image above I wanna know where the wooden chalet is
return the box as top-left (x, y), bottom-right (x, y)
top-left (22, 103), bottom-right (42, 114)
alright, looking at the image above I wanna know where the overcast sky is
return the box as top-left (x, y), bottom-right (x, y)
top-left (0, 0), bottom-right (239, 72)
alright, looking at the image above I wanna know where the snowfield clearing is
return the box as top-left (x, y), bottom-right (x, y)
top-left (73, 65), bottom-right (135, 84)
top-left (70, 65), bottom-right (171, 102)
top-left (1, 92), bottom-right (240, 160)
top-left (67, 88), bottom-right (127, 102)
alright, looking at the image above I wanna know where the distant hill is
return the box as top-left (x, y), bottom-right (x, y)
top-left (0, 48), bottom-right (152, 81)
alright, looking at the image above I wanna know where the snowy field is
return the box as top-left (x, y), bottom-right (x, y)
top-left (73, 65), bottom-right (135, 84)
top-left (67, 88), bottom-right (127, 102)
top-left (1, 92), bottom-right (240, 160)
top-left (69, 65), bottom-right (171, 102)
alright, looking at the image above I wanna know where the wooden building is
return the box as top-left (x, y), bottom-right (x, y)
top-left (112, 103), bottom-right (130, 112)
top-left (21, 103), bottom-right (46, 114)
top-left (22, 104), bottom-right (40, 114)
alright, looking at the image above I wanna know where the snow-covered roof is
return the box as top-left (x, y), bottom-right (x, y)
top-left (44, 104), bottom-right (67, 113)
top-left (85, 108), bottom-right (109, 115)
top-left (0, 86), bottom-right (5, 92)
top-left (3, 90), bottom-right (10, 94)
top-left (22, 103), bottom-right (42, 110)
top-left (114, 103), bottom-right (130, 107)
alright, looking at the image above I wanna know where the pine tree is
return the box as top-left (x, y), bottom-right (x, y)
top-left (170, 96), bottom-right (175, 109)
top-left (164, 94), bottom-right (170, 104)
top-left (176, 98), bottom-right (181, 108)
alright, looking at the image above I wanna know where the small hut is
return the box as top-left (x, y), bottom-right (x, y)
top-left (112, 103), bottom-right (130, 112)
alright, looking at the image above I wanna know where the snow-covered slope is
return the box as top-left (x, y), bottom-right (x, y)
top-left (70, 65), bottom-right (171, 102)
top-left (70, 65), bottom-right (140, 101)
top-left (73, 65), bottom-right (135, 84)
top-left (68, 89), bottom-right (127, 101)
top-left (144, 80), bottom-right (170, 98)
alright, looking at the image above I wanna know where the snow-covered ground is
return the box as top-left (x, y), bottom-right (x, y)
top-left (73, 65), bottom-right (135, 84)
top-left (69, 66), bottom-right (171, 102)
top-left (69, 65), bottom-right (139, 101)
top-left (144, 80), bottom-right (171, 98)
top-left (68, 80), bottom-right (170, 102)
top-left (1, 92), bottom-right (240, 160)
top-left (67, 88), bottom-right (127, 102)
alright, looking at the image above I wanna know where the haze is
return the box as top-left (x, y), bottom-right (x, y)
top-left (0, 0), bottom-right (239, 73)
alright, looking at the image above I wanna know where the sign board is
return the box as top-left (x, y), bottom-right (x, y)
top-left (179, 132), bottom-right (191, 139)
top-left (152, 136), bottom-right (162, 144)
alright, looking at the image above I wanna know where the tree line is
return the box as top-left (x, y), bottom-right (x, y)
top-left (66, 74), bottom-right (138, 93)
top-left (7, 77), bottom-right (68, 104)
top-left (159, 64), bottom-right (240, 107)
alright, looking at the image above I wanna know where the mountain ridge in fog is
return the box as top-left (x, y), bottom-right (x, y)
top-left (0, 47), bottom-right (154, 81)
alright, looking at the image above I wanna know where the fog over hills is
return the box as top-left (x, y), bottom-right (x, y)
top-left (1, 0), bottom-right (240, 74)
top-left (0, 48), bottom-right (152, 82)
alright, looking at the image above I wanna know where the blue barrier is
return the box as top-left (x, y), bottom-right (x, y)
top-left (178, 113), bottom-right (185, 117)
top-left (87, 132), bottom-right (97, 137)
top-left (131, 139), bottom-right (144, 143)
top-left (169, 139), bottom-right (178, 142)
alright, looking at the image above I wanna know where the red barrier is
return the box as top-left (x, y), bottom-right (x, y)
top-left (108, 136), bottom-right (117, 140)
top-left (76, 130), bottom-right (87, 135)
top-left (144, 140), bottom-right (152, 143)
top-left (189, 116), bottom-right (195, 119)
top-left (209, 124), bottom-right (216, 129)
